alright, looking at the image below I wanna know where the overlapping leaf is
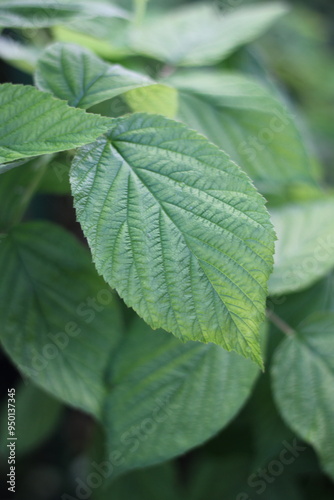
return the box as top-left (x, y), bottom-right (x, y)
top-left (130, 3), bottom-right (287, 66)
top-left (0, 222), bottom-right (122, 416)
top-left (70, 112), bottom-right (275, 365)
top-left (0, 83), bottom-right (112, 164)
top-left (272, 313), bottom-right (334, 480)
top-left (269, 199), bottom-right (334, 295)
top-left (166, 71), bottom-right (317, 198)
top-left (0, 0), bottom-right (128, 28)
top-left (102, 318), bottom-right (260, 474)
top-left (35, 43), bottom-right (154, 109)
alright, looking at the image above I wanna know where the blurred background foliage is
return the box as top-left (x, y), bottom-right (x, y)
top-left (0, 0), bottom-right (334, 499)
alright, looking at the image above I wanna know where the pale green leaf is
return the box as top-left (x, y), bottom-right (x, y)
top-left (0, 222), bottom-right (122, 416)
top-left (70, 113), bottom-right (275, 365)
top-left (0, 0), bottom-right (128, 28)
top-left (0, 83), bottom-right (112, 163)
top-left (103, 318), bottom-right (259, 474)
top-left (271, 313), bottom-right (334, 480)
top-left (0, 36), bottom-right (40, 73)
top-left (35, 43), bottom-right (154, 109)
top-left (166, 70), bottom-right (316, 197)
top-left (125, 84), bottom-right (178, 118)
top-left (269, 199), bottom-right (334, 295)
top-left (130, 3), bottom-right (288, 66)
top-left (0, 383), bottom-right (63, 457)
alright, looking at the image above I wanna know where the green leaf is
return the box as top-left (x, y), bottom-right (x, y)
top-left (102, 318), bottom-right (259, 474)
top-left (271, 313), bottom-right (334, 480)
top-left (70, 113), bottom-right (275, 366)
top-left (166, 70), bottom-right (317, 198)
top-left (130, 3), bottom-right (287, 66)
top-left (0, 383), bottom-right (63, 457)
top-left (0, 83), bottom-right (112, 164)
top-left (125, 84), bottom-right (178, 118)
top-left (269, 199), bottom-right (334, 295)
top-left (0, 221), bottom-right (122, 416)
top-left (35, 43), bottom-right (154, 109)
top-left (0, 36), bottom-right (40, 73)
top-left (0, 0), bottom-right (128, 28)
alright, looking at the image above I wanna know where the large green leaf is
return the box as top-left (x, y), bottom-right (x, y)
top-left (269, 199), bottom-right (334, 295)
top-left (130, 3), bottom-right (287, 66)
top-left (0, 83), bottom-right (112, 164)
top-left (271, 313), bottom-right (334, 480)
top-left (0, 222), bottom-right (122, 416)
top-left (165, 71), bottom-right (316, 198)
top-left (102, 318), bottom-right (260, 474)
top-left (0, 0), bottom-right (128, 28)
top-left (35, 43), bottom-right (154, 109)
top-left (70, 113), bottom-right (275, 365)
top-left (0, 383), bottom-right (63, 457)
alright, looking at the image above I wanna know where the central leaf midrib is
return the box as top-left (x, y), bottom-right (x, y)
top-left (111, 141), bottom-right (261, 353)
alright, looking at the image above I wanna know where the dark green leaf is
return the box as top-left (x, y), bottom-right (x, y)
top-left (0, 221), bottom-right (122, 416)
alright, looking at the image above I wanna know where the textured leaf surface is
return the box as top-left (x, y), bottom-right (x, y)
top-left (166, 71), bottom-right (316, 197)
top-left (0, 83), bottom-right (112, 163)
top-left (0, 222), bottom-right (122, 416)
top-left (0, 0), bottom-right (128, 28)
top-left (272, 313), bottom-right (334, 480)
top-left (0, 383), bottom-right (63, 457)
top-left (35, 43), bottom-right (154, 109)
top-left (130, 3), bottom-right (287, 66)
top-left (103, 318), bottom-right (259, 474)
top-left (70, 113), bottom-right (275, 365)
top-left (269, 199), bottom-right (334, 295)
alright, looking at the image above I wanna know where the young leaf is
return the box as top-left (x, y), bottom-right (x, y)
top-left (166, 71), bottom-right (317, 197)
top-left (35, 42), bottom-right (154, 109)
top-left (125, 84), bottom-right (178, 118)
top-left (271, 313), bottom-right (334, 480)
top-left (130, 3), bottom-right (287, 66)
top-left (0, 1), bottom-right (128, 28)
top-left (0, 83), bottom-right (112, 164)
top-left (70, 113), bottom-right (275, 365)
top-left (102, 318), bottom-right (260, 475)
top-left (269, 199), bottom-right (334, 295)
top-left (0, 222), bottom-right (122, 416)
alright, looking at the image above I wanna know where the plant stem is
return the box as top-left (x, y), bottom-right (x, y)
top-left (266, 309), bottom-right (296, 336)
top-left (133, 0), bottom-right (149, 25)
top-left (10, 155), bottom-right (52, 227)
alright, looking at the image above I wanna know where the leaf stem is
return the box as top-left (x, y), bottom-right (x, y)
top-left (133, 0), bottom-right (149, 25)
top-left (266, 309), bottom-right (296, 336)
top-left (10, 155), bottom-right (52, 227)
